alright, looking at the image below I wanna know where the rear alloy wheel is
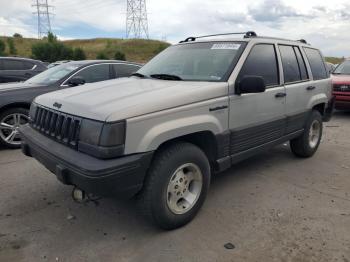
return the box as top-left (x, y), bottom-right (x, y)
top-left (0, 108), bottom-right (29, 149)
top-left (290, 110), bottom-right (323, 158)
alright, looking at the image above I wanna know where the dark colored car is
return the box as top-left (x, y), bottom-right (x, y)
top-left (0, 60), bottom-right (141, 148)
top-left (0, 57), bottom-right (47, 83)
top-left (331, 60), bottom-right (350, 110)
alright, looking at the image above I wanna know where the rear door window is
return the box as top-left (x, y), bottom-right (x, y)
top-left (278, 45), bottom-right (301, 83)
top-left (238, 44), bottom-right (279, 87)
top-left (2, 60), bottom-right (25, 70)
top-left (73, 64), bottom-right (111, 83)
top-left (303, 48), bottom-right (328, 80)
top-left (293, 47), bottom-right (308, 80)
top-left (113, 64), bottom-right (140, 77)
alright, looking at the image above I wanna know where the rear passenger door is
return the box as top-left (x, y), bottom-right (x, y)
top-left (229, 43), bottom-right (286, 155)
top-left (278, 45), bottom-right (313, 134)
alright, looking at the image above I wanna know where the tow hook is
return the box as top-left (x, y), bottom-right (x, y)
top-left (72, 187), bottom-right (87, 203)
top-left (71, 187), bottom-right (101, 205)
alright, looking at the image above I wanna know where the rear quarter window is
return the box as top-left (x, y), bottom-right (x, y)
top-left (303, 48), bottom-right (328, 80)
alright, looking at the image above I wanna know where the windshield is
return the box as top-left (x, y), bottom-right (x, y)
top-left (333, 61), bottom-right (350, 75)
top-left (137, 42), bottom-right (245, 81)
top-left (26, 63), bottom-right (80, 85)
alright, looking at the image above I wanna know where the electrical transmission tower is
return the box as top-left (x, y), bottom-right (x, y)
top-left (32, 0), bottom-right (53, 39)
top-left (126, 0), bottom-right (149, 39)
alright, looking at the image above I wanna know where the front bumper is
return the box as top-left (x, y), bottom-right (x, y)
top-left (20, 125), bottom-right (153, 198)
top-left (333, 92), bottom-right (350, 110)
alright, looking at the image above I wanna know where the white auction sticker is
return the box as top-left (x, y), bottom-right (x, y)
top-left (211, 43), bottom-right (241, 50)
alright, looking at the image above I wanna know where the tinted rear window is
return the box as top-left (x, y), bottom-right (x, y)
top-left (303, 48), bottom-right (328, 80)
top-left (294, 47), bottom-right (308, 80)
top-left (113, 64), bottom-right (140, 77)
top-left (278, 45), bottom-right (301, 83)
top-left (2, 60), bottom-right (26, 70)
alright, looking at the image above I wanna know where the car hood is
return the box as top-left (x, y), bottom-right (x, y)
top-left (35, 77), bottom-right (228, 122)
top-left (331, 74), bottom-right (350, 84)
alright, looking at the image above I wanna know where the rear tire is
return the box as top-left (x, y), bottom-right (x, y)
top-left (137, 142), bottom-right (211, 230)
top-left (0, 108), bottom-right (29, 149)
top-left (290, 110), bottom-right (323, 158)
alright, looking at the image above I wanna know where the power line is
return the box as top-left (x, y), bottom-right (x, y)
top-left (126, 0), bottom-right (149, 39)
top-left (32, 0), bottom-right (54, 38)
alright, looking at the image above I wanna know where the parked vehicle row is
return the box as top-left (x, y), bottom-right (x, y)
top-left (19, 32), bottom-right (333, 229)
top-left (0, 60), bottom-right (141, 148)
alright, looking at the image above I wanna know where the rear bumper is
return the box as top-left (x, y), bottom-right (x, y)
top-left (20, 124), bottom-right (153, 198)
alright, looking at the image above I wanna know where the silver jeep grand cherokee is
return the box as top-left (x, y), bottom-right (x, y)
top-left (20, 32), bottom-right (334, 229)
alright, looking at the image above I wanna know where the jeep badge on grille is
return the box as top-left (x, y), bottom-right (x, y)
top-left (53, 102), bottom-right (62, 109)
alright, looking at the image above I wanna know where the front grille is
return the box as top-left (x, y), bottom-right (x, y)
top-left (333, 84), bottom-right (350, 92)
top-left (30, 106), bottom-right (82, 149)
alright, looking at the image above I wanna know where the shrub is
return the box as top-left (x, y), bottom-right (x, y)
top-left (31, 32), bottom-right (74, 62)
top-left (13, 33), bottom-right (23, 38)
top-left (0, 39), bottom-right (5, 56)
top-left (73, 47), bottom-right (86, 60)
top-left (7, 38), bottom-right (17, 55)
top-left (114, 50), bottom-right (126, 61)
top-left (96, 52), bottom-right (108, 59)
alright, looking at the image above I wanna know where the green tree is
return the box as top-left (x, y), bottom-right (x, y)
top-left (13, 33), bottom-right (23, 38)
top-left (0, 39), bottom-right (5, 56)
top-left (96, 52), bottom-right (108, 59)
top-left (31, 32), bottom-right (74, 62)
top-left (73, 47), bottom-right (86, 60)
top-left (114, 50), bottom-right (126, 61)
top-left (7, 38), bottom-right (17, 55)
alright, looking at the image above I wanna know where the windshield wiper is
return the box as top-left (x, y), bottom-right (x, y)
top-left (131, 72), bottom-right (148, 78)
top-left (150, 74), bottom-right (182, 81)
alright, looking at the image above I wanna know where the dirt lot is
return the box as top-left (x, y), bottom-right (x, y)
top-left (0, 112), bottom-right (349, 262)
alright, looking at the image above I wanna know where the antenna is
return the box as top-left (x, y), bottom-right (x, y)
top-left (32, 0), bottom-right (54, 39)
top-left (126, 0), bottom-right (149, 39)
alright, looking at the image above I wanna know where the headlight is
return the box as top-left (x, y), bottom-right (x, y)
top-left (78, 119), bottom-right (126, 159)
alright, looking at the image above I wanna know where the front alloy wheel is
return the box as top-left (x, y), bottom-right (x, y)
top-left (166, 163), bottom-right (203, 215)
top-left (138, 142), bottom-right (210, 230)
top-left (0, 108), bottom-right (29, 148)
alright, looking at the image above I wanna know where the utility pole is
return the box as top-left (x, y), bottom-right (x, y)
top-left (32, 0), bottom-right (53, 39)
top-left (126, 0), bottom-right (149, 39)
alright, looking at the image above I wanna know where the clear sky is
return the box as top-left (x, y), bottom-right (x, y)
top-left (0, 0), bottom-right (349, 57)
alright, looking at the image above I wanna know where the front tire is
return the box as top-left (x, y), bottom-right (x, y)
top-left (0, 108), bottom-right (29, 149)
top-left (290, 110), bottom-right (323, 158)
top-left (137, 142), bottom-right (211, 230)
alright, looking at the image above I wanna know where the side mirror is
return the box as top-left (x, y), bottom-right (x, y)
top-left (236, 75), bottom-right (266, 95)
top-left (67, 76), bottom-right (86, 87)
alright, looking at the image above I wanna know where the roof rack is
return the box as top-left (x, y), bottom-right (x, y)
top-left (179, 31), bottom-right (257, 43)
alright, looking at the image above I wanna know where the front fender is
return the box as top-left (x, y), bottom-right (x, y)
top-left (124, 98), bottom-right (229, 154)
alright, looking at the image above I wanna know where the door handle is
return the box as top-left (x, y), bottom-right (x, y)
top-left (275, 92), bottom-right (286, 98)
top-left (306, 86), bottom-right (316, 91)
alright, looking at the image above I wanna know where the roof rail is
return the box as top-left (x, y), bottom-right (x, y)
top-left (179, 31), bottom-right (257, 43)
top-left (297, 39), bottom-right (307, 44)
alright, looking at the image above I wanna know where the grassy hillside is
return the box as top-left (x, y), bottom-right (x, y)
top-left (325, 57), bottom-right (344, 65)
top-left (0, 36), bottom-right (170, 63)
top-left (0, 36), bottom-right (345, 65)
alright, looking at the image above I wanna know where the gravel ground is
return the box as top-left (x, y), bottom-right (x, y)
top-left (0, 111), bottom-right (349, 262)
